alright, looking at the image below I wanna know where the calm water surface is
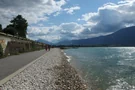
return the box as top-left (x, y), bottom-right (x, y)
top-left (64, 47), bottom-right (135, 90)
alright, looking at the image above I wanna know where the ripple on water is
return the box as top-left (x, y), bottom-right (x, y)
top-left (107, 78), bottom-right (135, 90)
top-left (64, 47), bottom-right (135, 90)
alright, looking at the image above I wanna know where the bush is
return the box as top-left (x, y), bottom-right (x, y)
top-left (0, 44), bottom-right (3, 57)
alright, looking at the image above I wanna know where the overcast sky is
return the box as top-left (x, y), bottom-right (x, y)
top-left (0, 0), bottom-right (135, 43)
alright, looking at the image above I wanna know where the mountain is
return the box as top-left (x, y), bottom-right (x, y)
top-left (37, 39), bottom-right (53, 45)
top-left (57, 26), bottom-right (135, 46)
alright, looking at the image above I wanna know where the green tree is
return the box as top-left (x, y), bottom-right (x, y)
top-left (3, 24), bottom-right (17, 35)
top-left (0, 24), bottom-right (2, 32)
top-left (0, 44), bottom-right (3, 57)
top-left (10, 15), bottom-right (28, 38)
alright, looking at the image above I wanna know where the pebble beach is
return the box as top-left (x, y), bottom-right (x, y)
top-left (1, 48), bottom-right (87, 90)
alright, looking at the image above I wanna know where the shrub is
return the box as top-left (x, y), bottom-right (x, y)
top-left (0, 44), bottom-right (3, 57)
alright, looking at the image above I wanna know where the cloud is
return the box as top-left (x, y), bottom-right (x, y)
top-left (79, 0), bottom-right (135, 34)
top-left (53, 12), bottom-right (61, 16)
top-left (28, 0), bottom-right (135, 42)
top-left (0, 0), bottom-right (81, 42)
top-left (27, 22), bottom-right (84, 42)
top-left (27, 25), bottom-right (61, 42)
top-left (78, 12), bottom-right (98, 21)
top-left (1, 0), bottom-right (135, 42)
top-left (0, 0), bottom-right (66, 27)
top-left (64, 6), bottom-right (80, 14)
top-left (53, 6), bottom-right (81, 16)
top-left (58, 22), bottom-right (84, 40)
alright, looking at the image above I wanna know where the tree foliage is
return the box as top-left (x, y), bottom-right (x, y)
top-left (0, 44), bottom-right (3, 57)
top-left (0, 24), bottom-right (2, 32)
top-left (10, 15), bottom-right (28, 38)
top-left (3, 15), bottom-right (28, 38)
top-left (3, 25), bottom-right (17, 35)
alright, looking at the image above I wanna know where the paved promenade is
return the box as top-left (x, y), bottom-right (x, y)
top-left (0, 50), bottom-right (46, 80)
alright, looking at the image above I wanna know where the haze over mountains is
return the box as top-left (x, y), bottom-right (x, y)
top-left (37, 39), bottom-right (53, 45)
top-left (57, 26), bottom-right (135, 46)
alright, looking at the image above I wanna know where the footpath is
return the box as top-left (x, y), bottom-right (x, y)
top-left (0, 50), bottom-right (46, 81)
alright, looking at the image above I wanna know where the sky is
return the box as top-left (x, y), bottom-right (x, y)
top-left (0, 0), bottom-right (135, 43)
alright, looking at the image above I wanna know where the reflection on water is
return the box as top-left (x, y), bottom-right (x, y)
top-left (64, 47), bottom-right (135, 90)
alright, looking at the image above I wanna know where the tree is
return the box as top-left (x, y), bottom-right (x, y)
top-left (0, 44), bottom-right (3, 57)
top-left (3, 25), bottom-right (17, 35)
top-left (0, 24), bottom-right (2, 32)
top-left (10, 15), bottom-right (28, 38)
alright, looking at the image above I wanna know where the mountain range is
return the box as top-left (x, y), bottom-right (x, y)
top-left (57, 26), bottom-right (135, 46)
top-left (37, 39), bottom-right (53, 45)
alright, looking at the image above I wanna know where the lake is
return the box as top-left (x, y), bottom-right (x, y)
top-left (64, 47), bottom-right (135, 90)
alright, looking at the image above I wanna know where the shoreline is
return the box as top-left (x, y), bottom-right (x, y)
top-left (54, 49), bottom-right (87, 89)
top-left (1, 48), bottom-right (87, 90)
top-left (61, 48), bottom-right (99, 90)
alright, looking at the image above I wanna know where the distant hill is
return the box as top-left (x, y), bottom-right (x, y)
top-left (37, 39), bottom-right (53, 45)
top-left (57, 26), bottom-right (135, 46)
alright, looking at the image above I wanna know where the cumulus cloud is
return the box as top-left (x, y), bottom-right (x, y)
top-left (64, 6), bottom-right (80, 14)
top-left (0, 0), bottom-right (66, 27)
top-left (27, 25), bottom-right (60, 42)
top-left (53, 12), bottom-right (61, 16)
top-left (27, 22), bottom-right (84, 42)
top-left (1, 0), bottom-right (135, 42)
top-left (58, 22), bottom-right (84, 40)
top-left (78, 12), bottom-right (98, 21)
top-left (79, 0), bottom-right (135, 34)
top-left (26, 0), bottom-right (135, 42)
top-left (28, 0), bottom-right (135, 42)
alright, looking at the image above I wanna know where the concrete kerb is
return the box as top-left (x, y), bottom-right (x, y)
top-left (0, 51), bottom-right (47, 86)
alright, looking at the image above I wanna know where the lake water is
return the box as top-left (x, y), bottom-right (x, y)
top-left (64, 47), bottom-right (135, 90)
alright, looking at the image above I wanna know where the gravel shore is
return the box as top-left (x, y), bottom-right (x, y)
top-left (1, 48), bottom-right (87, 90)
